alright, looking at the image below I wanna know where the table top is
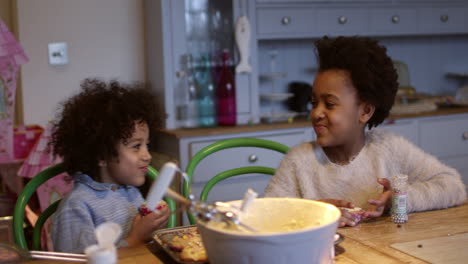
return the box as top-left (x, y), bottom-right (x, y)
top-left (26, 202), bottom-right (468, 264)
top-left (336, 202), bottom-right (468, 264)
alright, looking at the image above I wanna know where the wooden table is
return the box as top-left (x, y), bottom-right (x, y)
top-left (336, 202), bottom-right (468, 264)
top-left (26, 202), bottom-right (468, 264)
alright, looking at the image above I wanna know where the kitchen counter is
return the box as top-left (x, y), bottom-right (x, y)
top-left (158, 106), bottom-right (468, 139)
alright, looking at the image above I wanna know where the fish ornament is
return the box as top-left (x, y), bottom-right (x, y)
top-left (235, 15), bottom-right (252, 73)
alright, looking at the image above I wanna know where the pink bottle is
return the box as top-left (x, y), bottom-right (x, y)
top-left (216, 50), bottom-right (236, 126)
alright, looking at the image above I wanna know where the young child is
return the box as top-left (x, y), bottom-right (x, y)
top-left (264, 36), bottom-right (466, 227)
top-left (50, 79), bottom-right (170, 253)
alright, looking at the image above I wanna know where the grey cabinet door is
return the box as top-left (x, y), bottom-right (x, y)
top-left (378, 120), bottom-right (419, 146)
top-left (255, 1), bottom-right (468, 39)
top-left (370, 8), bottom-right (418, 36)
top-left (316, 8), bottom-right (369, 36)
top-left (146, 0), bottom-right (256, 129)
top-left (419, 114), bottom-right (468, 158)
top-left (418, 7), bottom-right (468, 34)
top-left (257, 8), bottom-right (317, 39)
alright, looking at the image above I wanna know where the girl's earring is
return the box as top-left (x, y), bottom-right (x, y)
top-left (99, 160), bottom-right (107, 167)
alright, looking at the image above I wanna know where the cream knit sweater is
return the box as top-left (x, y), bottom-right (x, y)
top-left (265, 129), bottom-right (467, 212)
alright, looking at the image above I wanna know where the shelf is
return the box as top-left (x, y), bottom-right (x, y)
top-left (259, 72), bottom-right (287, 80)
top-left (446, 72), bottom-right (468, 78)
top-left (261, 111), bottom-right (298, 123)
top-left (260, 93), bottom-right (293, 101)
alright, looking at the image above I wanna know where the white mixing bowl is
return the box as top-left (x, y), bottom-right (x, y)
top-left (197, 197), bottom-right (341, 264)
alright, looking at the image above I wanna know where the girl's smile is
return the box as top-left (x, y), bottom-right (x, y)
top-left (313, 124), bottom-right (328, 135)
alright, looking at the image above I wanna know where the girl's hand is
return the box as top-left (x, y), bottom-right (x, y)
top-left (363, 178), bottom-right (392, 219)
top-left (125, 202), bottom-right (170, 246)
top-left (318, 199), bottom-right (360, 227)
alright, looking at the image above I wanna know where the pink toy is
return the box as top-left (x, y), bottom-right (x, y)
top-left (0, 18), bottom-right (29, 163)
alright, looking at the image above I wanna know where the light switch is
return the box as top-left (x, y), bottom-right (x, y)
top-left (48, 42), bottom-right (68, 65)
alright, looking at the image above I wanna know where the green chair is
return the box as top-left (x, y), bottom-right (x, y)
top-left (183, 138), bottom-right (289, 224)
top-left (13, 163), bottom-right (176, 251)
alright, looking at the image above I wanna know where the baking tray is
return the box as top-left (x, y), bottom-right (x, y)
top-left (151, 225), bottom-right (344, 264)
top-left (152, 225), bottom-right (208, 264)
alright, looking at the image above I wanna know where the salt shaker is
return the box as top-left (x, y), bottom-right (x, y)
top-left (85, 222), bottom-right (121, 264)
top-left (391, 174), bottom-right (408, 223)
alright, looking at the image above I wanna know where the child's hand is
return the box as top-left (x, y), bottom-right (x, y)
top-left (363, 178), bottom-right (392, 219)
top-left (125, 201), bottom-right (170, 246)
top-left (318, 199), bottom-right (361, 227)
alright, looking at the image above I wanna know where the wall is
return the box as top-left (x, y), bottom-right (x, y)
top-left (257, 36), bottom-right (468, 114)
top-left (17, 0), bottom-right (145, 126)
top-left (0, 0), bottom-right (12, 30)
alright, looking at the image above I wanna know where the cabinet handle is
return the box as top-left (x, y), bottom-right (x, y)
top-left (338, 16), bottom-right (347, 24)
top-left (463, 132), bottom-right (468, 140)
top-left (281, 16), bottom-right (291, 25)
top-left (391, 15), bottom-right (400, 24)
top-left (248, 154), bottom-right (258, 163)
top-left (176, 71), bottom-right (186, 78)
top-left (440, 15), bottom-right (449, 23)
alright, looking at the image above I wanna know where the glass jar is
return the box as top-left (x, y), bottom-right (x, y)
top-left (391, 174), bottom-right (409, 223)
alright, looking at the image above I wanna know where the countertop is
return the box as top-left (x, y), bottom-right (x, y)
top-left (158, 106), bottom-right (468, 139)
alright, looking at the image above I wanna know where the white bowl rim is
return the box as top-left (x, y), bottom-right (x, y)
top-left (197, 197), bottom-right (341, 238)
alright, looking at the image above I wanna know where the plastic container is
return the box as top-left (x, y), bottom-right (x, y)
top-left (391, 174), bottom-right (409, 223)
top-left (197, 198), bottom-right (340, 264)
top-left (13, 125), bottom-right (44, 159)
top-left (0, 125), bottom-right (43, 163)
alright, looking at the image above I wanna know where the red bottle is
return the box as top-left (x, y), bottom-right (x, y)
top-left (216, 50), bottom-right (236, 126)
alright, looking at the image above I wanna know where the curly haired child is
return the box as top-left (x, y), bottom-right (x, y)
top-left (50, 78), bottom-right (170, 253)
top-left (265, 36), bottom-right (466, 227)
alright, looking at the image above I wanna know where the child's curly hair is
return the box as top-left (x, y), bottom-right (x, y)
top-left (50, 78), bottom-right (161, 178)
top-left (314, 36), bottom-right (398, 129)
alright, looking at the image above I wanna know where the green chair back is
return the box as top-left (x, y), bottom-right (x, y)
top-left (183, 138), bottom-right (289, 224)
top-left (13, 163), bottom-right (176, 251)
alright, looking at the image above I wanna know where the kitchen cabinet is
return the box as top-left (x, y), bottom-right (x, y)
top-left (155, 126), bottom-right (314, 225)
top-left (419, 114), bottom-right (468, 158)
top-left (369, 8), bottom-right (418, 35)
top-left (418, 113), bottom-right (468, 192)
top-left (255, 1), bottom-right (468, 39)
top-left (144, 0), bottom-right (257, 129)
top-left (256, 8), bottom-right (317, 37)
top-left (417, 7), bottom-right (468, 34)
top-left (380, 113), bottom-right (468, 193)
top-left (316, 8), bottom-right (369, 35)
top-left (256, 0), bottom-right (387, 3)
top-left (156, 111), bottom-right (468, 225)
top-left (145, 0), bottom-right (468, 129)
top-left (146, 1), bottom-right (468, 217)
top-left (378, 119), bottom-right (419, 145)
top-left (156, 127), bottom-right (314, 202)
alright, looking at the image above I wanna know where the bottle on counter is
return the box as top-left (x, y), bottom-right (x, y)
top-left (195, 53), bottom-right (217, 127)
top-left (391, 174), bottom-right (409, 223)
top-left (216, 49), bottom-right (236, 126)
top-left (176, 54), bottom-right (199, 128)
top-left (185, 54), bottom-right (199, 128)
